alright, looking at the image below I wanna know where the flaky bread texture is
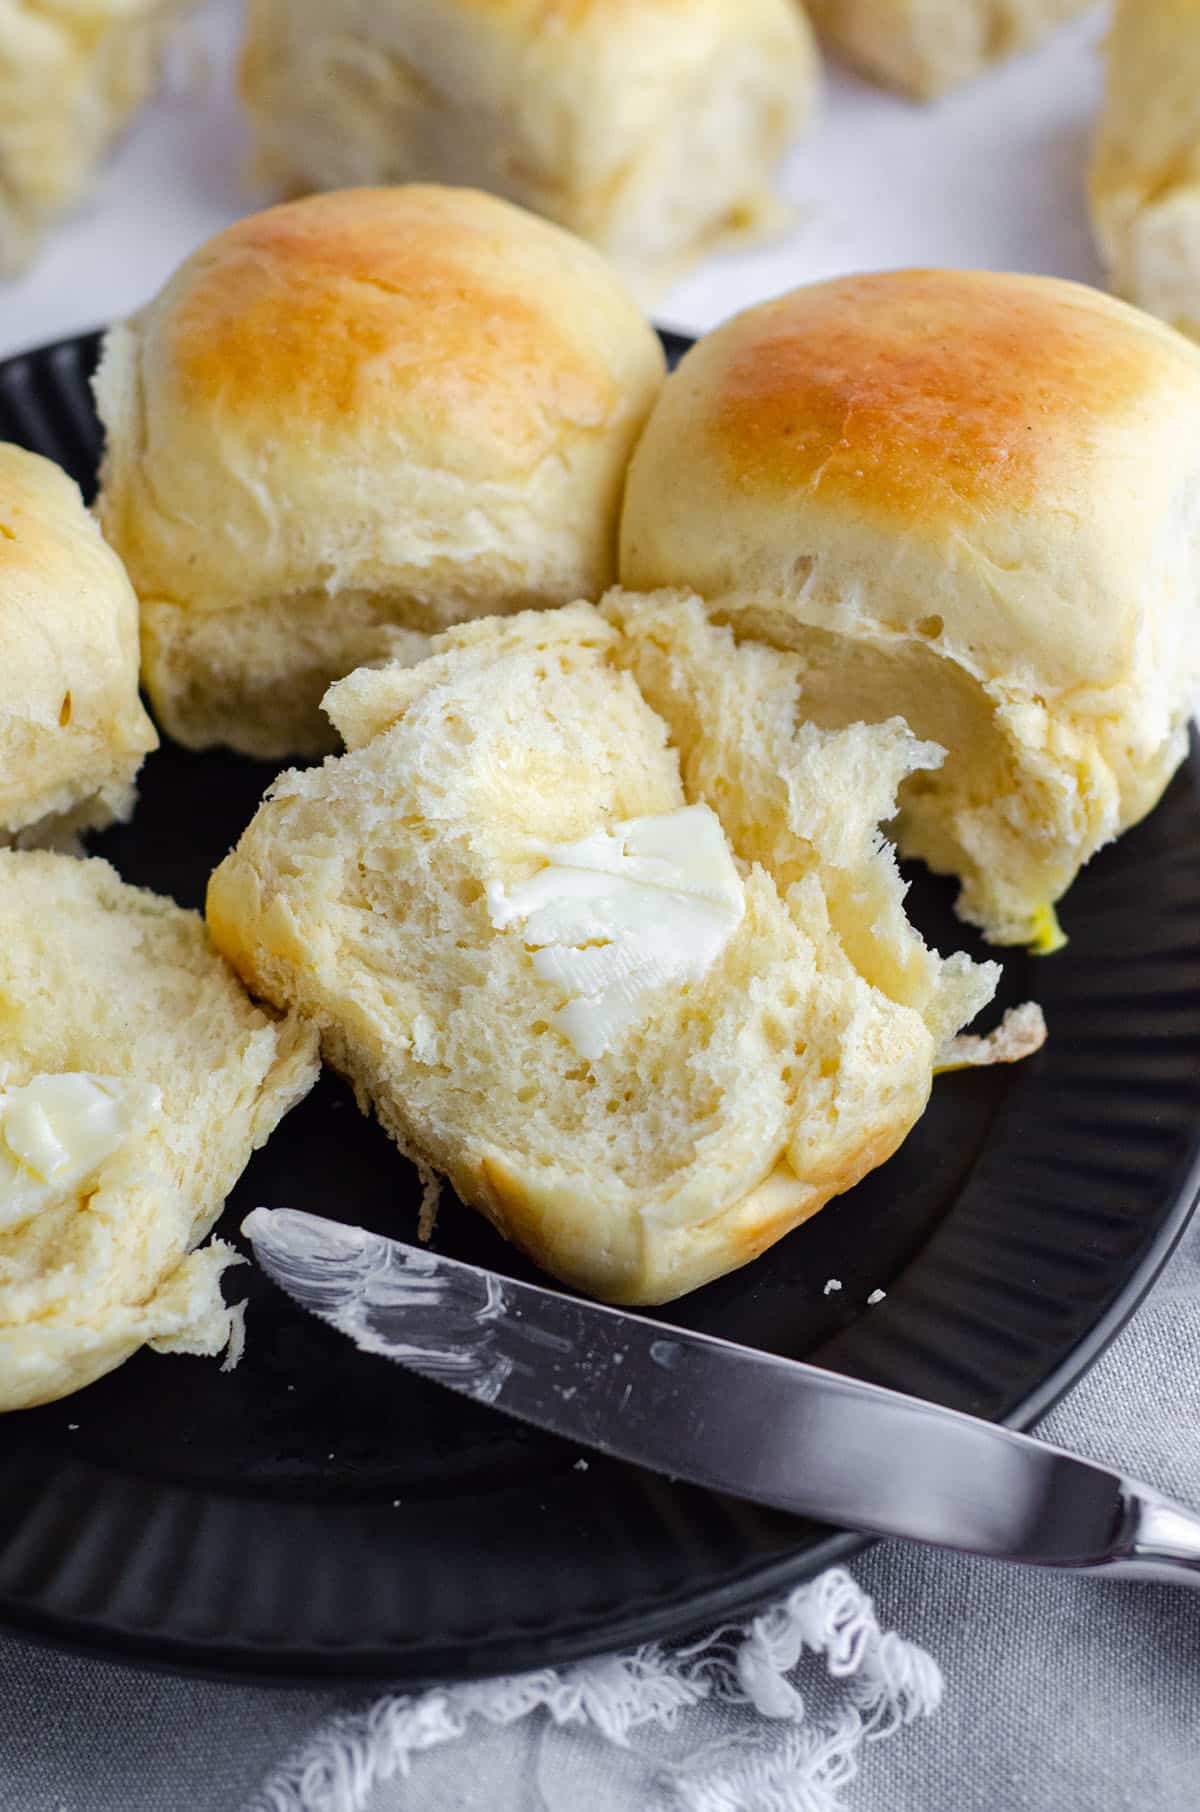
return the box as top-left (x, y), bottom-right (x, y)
top-left (92, 185), bottom-right (666, 758)
top-left (0, 852), bottom-right (319, 1410)
top-left (1091, 0), bottom-right (1200, 344)
top-left (0, 0), bottom-right (187, 274)
top-left (619, 270), bottom-right (1200, 946)
top-left (207, 598), bottom-right (998, 1306)
top-left (0, 443), bottom-right (156, 843)
top-left (238, 0), bottom-right (818, 304)
top-left (805, 0), bottom-right (1089, 100)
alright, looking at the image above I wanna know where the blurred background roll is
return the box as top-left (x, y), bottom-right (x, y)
top-left (1091, 0), bottom-right (1200, 345)
top-left (805, 0), bottom-right (1091, 101)
top-left (238, 0), bottom-right (819, 302)
top-left (0, 0), bottom-right (191, 274)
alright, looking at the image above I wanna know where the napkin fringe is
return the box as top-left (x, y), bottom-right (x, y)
top-left (249, 1567), bottom-right (940, 1812)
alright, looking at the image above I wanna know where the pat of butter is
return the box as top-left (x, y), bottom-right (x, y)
top-left (487, 803), bottom-right (745, 1059)
top-left (0, 1073), bottom-right (162, 1233)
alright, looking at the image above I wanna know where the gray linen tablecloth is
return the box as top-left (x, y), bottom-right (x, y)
top-left (2, 1210), bottom-right (1197, 1812)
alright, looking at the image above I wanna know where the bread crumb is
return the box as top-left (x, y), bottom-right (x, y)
top-left (417, 1163), bottom-right (442, 1243)
top-left (220, 1298), bottom-right (247, 1372)
top-left (823, 1278), bottom-right (842, 1295)
top-left (574, 1457), bottom-right (590, 1472)
top-left (67, 1423), bottom-right (79, 1431)
top-left (392, 1498), bottom-right (402, 1507)
top-left (867, 1288), bottom-right (886, 1306)
top-left (937, 1001), bottom-right (1046, 1072)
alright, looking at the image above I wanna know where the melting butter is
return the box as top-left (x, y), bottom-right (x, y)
top-left (0, 1073), bottom-right (162, 1232)
top-left (487, 803), bottom-right (745, 1059)
top-left (1029, 903), bottom-right (1068, 956)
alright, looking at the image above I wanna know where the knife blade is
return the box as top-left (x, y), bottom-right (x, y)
top-left (243, 1207), bottom-right (1200, 1587)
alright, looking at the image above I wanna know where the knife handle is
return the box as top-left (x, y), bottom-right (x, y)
top-left (1105, 1486), bottom-right (1200, 1587)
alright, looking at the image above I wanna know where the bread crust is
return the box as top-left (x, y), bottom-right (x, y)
top-left (0, 443), bottom-right (157, 841)
top-left (93, 186), bottom-right (666, 756)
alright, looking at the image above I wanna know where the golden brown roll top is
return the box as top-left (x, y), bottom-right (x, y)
top-left (93, 184), bottom-right (666, 757)
top-left (0, 442), bottom-right (156, 842)
top-left (620, 269), bottom-right (1200, 944)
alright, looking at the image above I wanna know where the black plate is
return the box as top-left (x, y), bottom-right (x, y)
top-left (2, 330), bottom-right (1200, 1683)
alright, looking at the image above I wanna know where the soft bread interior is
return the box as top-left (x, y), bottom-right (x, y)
top-left (208, 599), bottom-right (1001, 1304)
top-left (697, 598), bottom-right (1128, 947)
top-left (602, 591), bottom-right (995, 1036)
top-left (0, 852), bottom-right (319, 1410)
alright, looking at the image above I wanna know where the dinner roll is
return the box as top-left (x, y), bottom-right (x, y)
top-left (207, 599), bottom-right (1006, 1307)
top-left (619, 270), bottom-right (1200, 947)
top-left (92, 186), bottom-right (666, 758)
top-left (1091, 0), bottom-right (1200, 344)
top-left (0, 0), bottom-right (187, 273)
top-left (0, 851), bottom-right (319, 1411)
top-left (238, 0), bottom-right (818, 303)
top-left (806, 0), bottom-right (1088, 100)
top-left (0, 442), bottom-right (156, 844)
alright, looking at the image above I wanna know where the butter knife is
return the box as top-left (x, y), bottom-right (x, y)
top-left (243, 1207), bottom-right (1200, 1587)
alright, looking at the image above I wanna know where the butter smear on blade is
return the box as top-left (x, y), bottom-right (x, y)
top-left (0, 1072), bottom-right (162, 1231)
top-left (487, 803), bottom-right (745, 1059)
